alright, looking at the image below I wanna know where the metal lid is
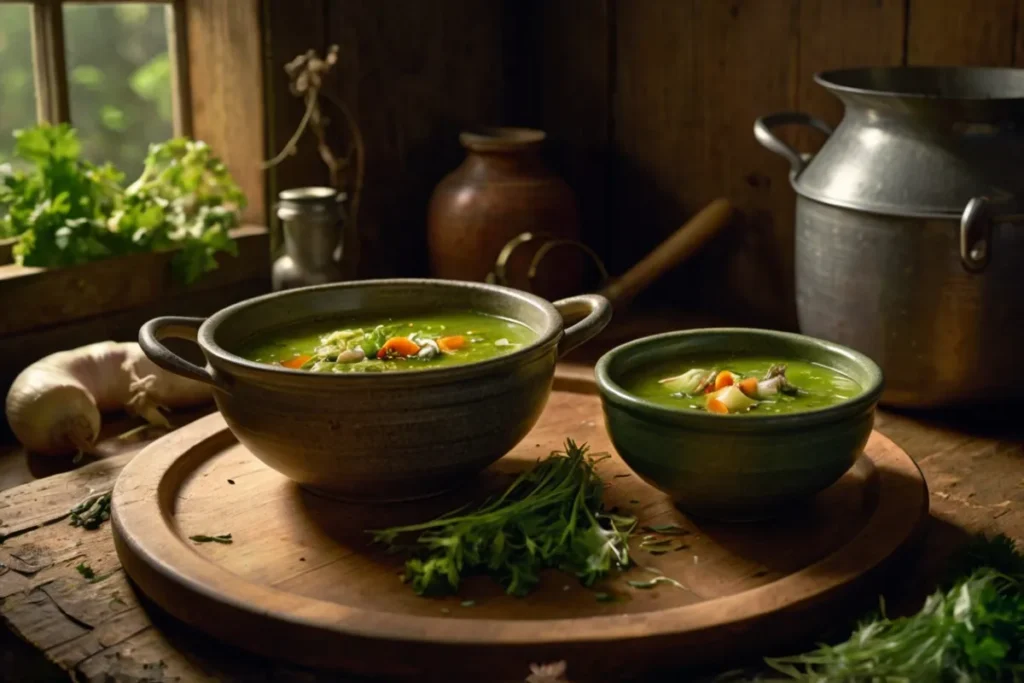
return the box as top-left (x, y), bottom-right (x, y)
top-left (278, 186), bottom-right (340, 203)
top-left (759, 67), bottom-right (1024, 218)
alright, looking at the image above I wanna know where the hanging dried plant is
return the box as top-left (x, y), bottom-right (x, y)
top-left (264, 45), bottom-right (365, 269)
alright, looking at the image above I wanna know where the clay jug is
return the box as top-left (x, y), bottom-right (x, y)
top-left (427, 128), bottom-right (583, 300)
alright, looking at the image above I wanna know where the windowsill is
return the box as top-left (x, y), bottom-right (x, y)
top-left (0, 225), bottom-right (270, 338)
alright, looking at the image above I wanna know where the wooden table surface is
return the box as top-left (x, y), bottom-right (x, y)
top-left (2, 314), bottom-right (1022, 682)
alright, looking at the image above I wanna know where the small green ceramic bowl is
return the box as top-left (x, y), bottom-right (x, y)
top-left (595, 328), bottom-right (884, 521)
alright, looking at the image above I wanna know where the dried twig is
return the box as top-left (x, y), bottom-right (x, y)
top-left (264, 45), bottom-right (365, 270)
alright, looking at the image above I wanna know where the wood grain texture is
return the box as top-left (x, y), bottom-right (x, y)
top-left (0, 227), bottom-right (268, 338)
top-left (186, 0), bottom-right (266, 224)
top-left (613, 0), bottom-right (801, 326)
top-left (907, 0), bottom-right (1018, 66)
top-left (262, 0), bottom-right (330, 202)
top-left (0, 277), bottom-right (268, 434)
top-left (325, 0), bottom-right (505, 279)
top-left (110, 380), bottom-right (926, 680)
top-left (537, 0), bottom-right (612, 262)
top-left (795, 0), bottom-right (906, 137)
top-left (3, 362), bottom-right (1024, 681)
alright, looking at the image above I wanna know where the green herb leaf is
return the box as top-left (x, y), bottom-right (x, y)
top-left (370, 439), bottom-right (636, 597)
top-left (189, 533), bottom-right (233, 544)
top-left (69, 491), bottom-right (111, 530)
top-left (765, 534), bottom-right (1024, 681)
top-left (627, 576), bottom-right (688, 591)
top-left (75, 562), bottom-right (95, 580)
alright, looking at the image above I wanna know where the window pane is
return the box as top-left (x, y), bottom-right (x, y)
top-left (64, 3), bottom-right (174, 179)
top-left (0, 4), bottom-right (37, 164)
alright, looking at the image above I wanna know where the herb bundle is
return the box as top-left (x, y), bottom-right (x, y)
top-left (370, 440), bottom-right (636, 597)
top-left (0, 124), bottom-right (244, 283)
top-left (765, 534), bottom-right (1024, 682)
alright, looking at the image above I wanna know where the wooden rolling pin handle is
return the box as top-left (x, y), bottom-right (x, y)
top-left (599, 198), bottom-right (733, 308)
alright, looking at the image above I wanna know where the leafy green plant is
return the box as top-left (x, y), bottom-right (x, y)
top-left (370, 440), bottom-right (637, 597)
top-left (0, 124), bottom-right (244, 283)
top-left (764, 534), bottom-right (1024, 682)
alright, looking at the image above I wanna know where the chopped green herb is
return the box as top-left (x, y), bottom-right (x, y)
top-left (75, 562), bottom-right (95, 580)
top-left (189, 533), bottom-right (233, 544)
top-left (642, 524), bottom-right (690, 535)
top-left (595, 592), bottom-right (614, 602)
top-left (460, 600), bottom-right (476, 607)
top-left (627, 576), bottom-right (688, 591)
top-left (69, 491), bottom-right (111, 530)
top-left (370, 440), bottom-right (636, 597)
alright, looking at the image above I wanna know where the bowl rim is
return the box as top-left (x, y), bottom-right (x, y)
top-left (194, 278), bottom-right (565, 383)
top-left (594, 327), bottom-right (884, 431)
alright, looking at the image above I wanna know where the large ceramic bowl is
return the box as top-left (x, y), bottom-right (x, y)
top-left (139, 279), bottom-right (611, 501)
top-left (595, 328), bottom-right (883, 521)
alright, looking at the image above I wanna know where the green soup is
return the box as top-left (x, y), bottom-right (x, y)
top-left (238, 311), bottom-right (537, 373)
top-left (620, 355), bottom-right (861, 415)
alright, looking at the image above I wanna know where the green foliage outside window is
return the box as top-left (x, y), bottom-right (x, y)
top-left (0, 3), bottom-right (173, 178)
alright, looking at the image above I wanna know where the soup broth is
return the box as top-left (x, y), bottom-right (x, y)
top-left (239, 311), bottom-right (537, 373)
top-left (621, 355), bottom-right (861, 415)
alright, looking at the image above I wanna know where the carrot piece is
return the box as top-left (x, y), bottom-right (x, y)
top-left (377, 337), bottom-right (421, 359)
top-left (706, 398), bottom-right (729, 414)
top-left (713, 371), bottom-right (734, 391)
top-left (738, 377), bottom-right (759, 397)
top-left (437, 335), bottom-right (466, 352)
top-left (281, 354), bottom-right (312, 369)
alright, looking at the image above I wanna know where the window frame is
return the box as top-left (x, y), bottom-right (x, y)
top-left (0, 0), bottom-right (267, 244)
top-left (2, 0), bottom-right (193, 136)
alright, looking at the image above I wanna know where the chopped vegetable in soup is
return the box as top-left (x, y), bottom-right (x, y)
top-left (621, 356), bottom-right (861, 415)
top-left (238, 312), bottom-right (537, 373)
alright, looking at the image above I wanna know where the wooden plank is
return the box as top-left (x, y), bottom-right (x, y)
top-left (186, 0), bottom-right (266, 224)
top-left (0, 227), bottom-right (269, 338)
top-left (907, 0), bottom-right (1017, 65)
top-left (795, 0), bottom-right (906, 135)
top-left (167, 0), bottom-right (194, 138)
top-left (326, 0), bottom-right (505, 278)
top-left (263, 0), bottom-right (330, 195)
top-left (29, 0), bottom-right (70, 124)
top-left (0, 278), bottom-right (269, 432)
top-left (613, 0), bottom-right (800, 327)
top-left (536, 0), bottom-right (613, 267)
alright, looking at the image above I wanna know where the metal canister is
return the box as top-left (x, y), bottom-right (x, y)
top-left (272, 187), bottom-right (345, 291)
top-left (756, 67), bottom-right (1024, 407)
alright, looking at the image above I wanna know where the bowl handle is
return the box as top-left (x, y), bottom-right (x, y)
top-left (553, 294), bottom-right (612, 358)
top-left (139, 317), bottom-right (227, 391)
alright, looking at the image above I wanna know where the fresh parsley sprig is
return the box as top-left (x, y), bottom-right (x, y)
top-left (0, 124), bottom-right (243, 283)
top-left (370, 439), bottom-right (636, 597)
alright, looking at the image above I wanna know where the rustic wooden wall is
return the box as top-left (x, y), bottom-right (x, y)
top-left (263, 0), bottom-right (506, 276)
top-left (262, 0), bottom-right (1024, 328)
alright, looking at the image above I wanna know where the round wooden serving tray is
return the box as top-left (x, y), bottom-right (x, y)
top-left (112, 372), bottom-right (928, 682)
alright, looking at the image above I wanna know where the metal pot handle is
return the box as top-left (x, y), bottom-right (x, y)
top-left (960, 197), bottom-right (1024, 273)
top-left (754, 112), bottom-right (834, 178)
